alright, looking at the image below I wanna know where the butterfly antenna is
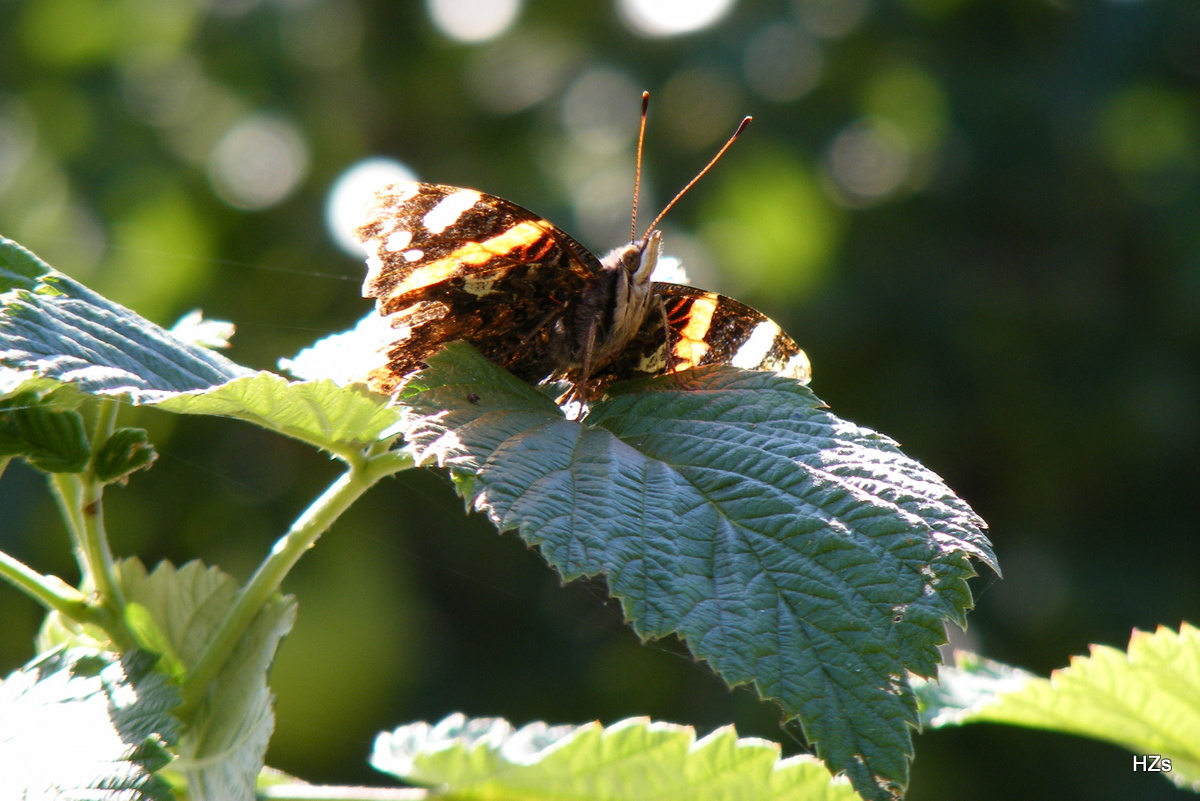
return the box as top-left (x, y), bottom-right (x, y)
top-left (631, 91), bottom-right (650, 244)
top-left (641, 115), bottom-right (752, 241)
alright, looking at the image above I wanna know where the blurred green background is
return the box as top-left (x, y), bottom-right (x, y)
top-left (2, 0), bottom-right (1198, 797)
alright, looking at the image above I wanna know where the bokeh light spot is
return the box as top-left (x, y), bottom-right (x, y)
top-left (618, 0), bottom-right (737, 37)
top-left (427, 0), bottom-right (522, 43)
top-left (793, 0), bottom-right (871, 38)
top-left (659, 67), bottom-right (742, 152)
top-left (207, 113), bottom-right (310, 210)
top-left (701, 147), bottom-right (841, 299)
top-left (466, 29), bottom-right (580, 114)
top-left (862, 63), bottom-right (949, 154)
top-left (17, 0), bottom-right (120, 66)
top-left (105, 187), bottom-right (213, 322)
top-left (280, 0), bottom-right (364, 69)
top-left (326, 158), bottom-right (417, 256)
top-left (120, 53), bottom-right (209, 128)
top-left (1098, 82), bottom-right (1198, 203)
top-left (824, 117), bottom-right (913, 205)
top-left (0, 100), bottom-right (39, 196)
top-left (560, 68), bottom-right (641, 155)
top-left (744, 22), bottom-right (824, 103)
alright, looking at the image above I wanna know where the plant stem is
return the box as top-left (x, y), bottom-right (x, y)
top-left (0, 550), bottom-right (94, 620)
top-left (83, 397), bottom-right (125, 610)
top-left (45, 397), bottom-right (126, 617)
top-left (47, 471), bottom-right (85, 556)
top-left (178, 448), bottom-right (413, 718)
top-left (91, 396), bottom-right (119, 447)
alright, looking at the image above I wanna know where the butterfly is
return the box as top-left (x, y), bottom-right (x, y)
top-left (355, 95), bottom-right (810, 409)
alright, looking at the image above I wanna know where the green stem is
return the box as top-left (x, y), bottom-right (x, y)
top-left (48, 471), bottom-right (85, 557)
top-left (0, 544), bottom-right (135, 649)
top-left (61, 471), bottom-right (125, 616)
top-left (91, 397), bottom-right (119, 447)
top-left (178, 448), bottom-right (413, 719)
top-left (0, 549), bottom-right (95, 621)
top-left (45, 472), bottom-right (135, 648)
top-left (85, 485), bottom-right (123, 609)
top-left (85, 397), bottom-right (124, 606)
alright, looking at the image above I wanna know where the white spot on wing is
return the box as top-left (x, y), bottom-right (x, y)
top-left (393, 182), bottom-right (421, 201)
top-left (782, 351), bottom-right (812, 382)
top-left (384, 230), bottom-right (413, 252)
top-left (403, 249), bottom-right (425, 262)
top-left (423, 190), bottom-right (482, 234)
top-left (731, 321), bottom-right (781, 370)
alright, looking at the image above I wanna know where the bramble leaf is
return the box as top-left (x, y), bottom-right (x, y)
top-left (0, 238), bottom-right (400, 454)
top-left (915, 623), bottom-right (1200, 792)
top-left (372, 714), bottom-right (860, 800)
top-left (397, 342), bottom-right (997, 801)
top-left (152, 373), bottom-right (401, 453)
top-left (116, 558), bottom-right (297, 801)
top-left (0, 647), bottom-right (179, 801)
top-left (0, 237), bottom-right (251, 401)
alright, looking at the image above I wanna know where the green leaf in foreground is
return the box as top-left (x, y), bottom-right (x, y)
top-left (0, 237), bottom-right (251, 401)
top-left (398, 342), bottom-right (998, 801)
top-left (152, 372), bottom-right (401, 453)
top-left (0, 394), bottom-right (90, 472)
top-left (0, 235), bottom-right (54, 291)
top-left (0, 239), bottom-right (402, 453)
top-left (915, 623), bottom-right (1200, 792)
top-left (372, 714), bottom-right (859, 801)
top-left (0, 647), bottom-right (179, 801)
top-left (116, 559), bottom-right (298, 801)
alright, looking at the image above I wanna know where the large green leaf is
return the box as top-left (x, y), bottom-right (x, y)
top-left (398, 342), bottom-right (997, 801)
top-left (152, 372), bottom-right (401, 453)
top-left (915, 623), bottom-right (1200, 792)
top-left (0, 237), bottom-right (251, 401)
top-left (0, 238), bottom-right (400, 454)
top-left (0, 235), bottom-right (54, 292)
top-left (0, 647), bottom-right (179, 801)
top-left (372, 714), bottom-right (860, 800)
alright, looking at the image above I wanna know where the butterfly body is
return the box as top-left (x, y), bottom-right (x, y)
top-left (356, 181), bottom-right (809, 403)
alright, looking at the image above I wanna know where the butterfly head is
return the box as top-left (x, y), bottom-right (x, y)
top-left (602, 228), bottom-right (663, 284)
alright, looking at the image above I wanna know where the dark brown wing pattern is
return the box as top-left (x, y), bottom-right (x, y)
top-left (588, 282), bottom-right (811, 392)
top-left (357, 182), bottom-right (602, 395)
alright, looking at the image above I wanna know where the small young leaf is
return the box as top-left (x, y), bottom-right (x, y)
top-left (0, 647), bottom-right (180, 801)
top-left (915, 624), bottom-right (1200, 791)
top-left (372, 714), bottom-right (860, 800)
top-left (170, 309), bottom-right (236, 350)
top-left (94, 427), bottom-right (158, 483)
top-left (398, 342), bottom-right (997, 801)
top-left (0, 401), bottom-right (90, 473)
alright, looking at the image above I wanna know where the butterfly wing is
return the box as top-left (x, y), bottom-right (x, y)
top-left (357, 182), bottom-right (602, 394)
top-left (587, 281), bottom-right (811, 393)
